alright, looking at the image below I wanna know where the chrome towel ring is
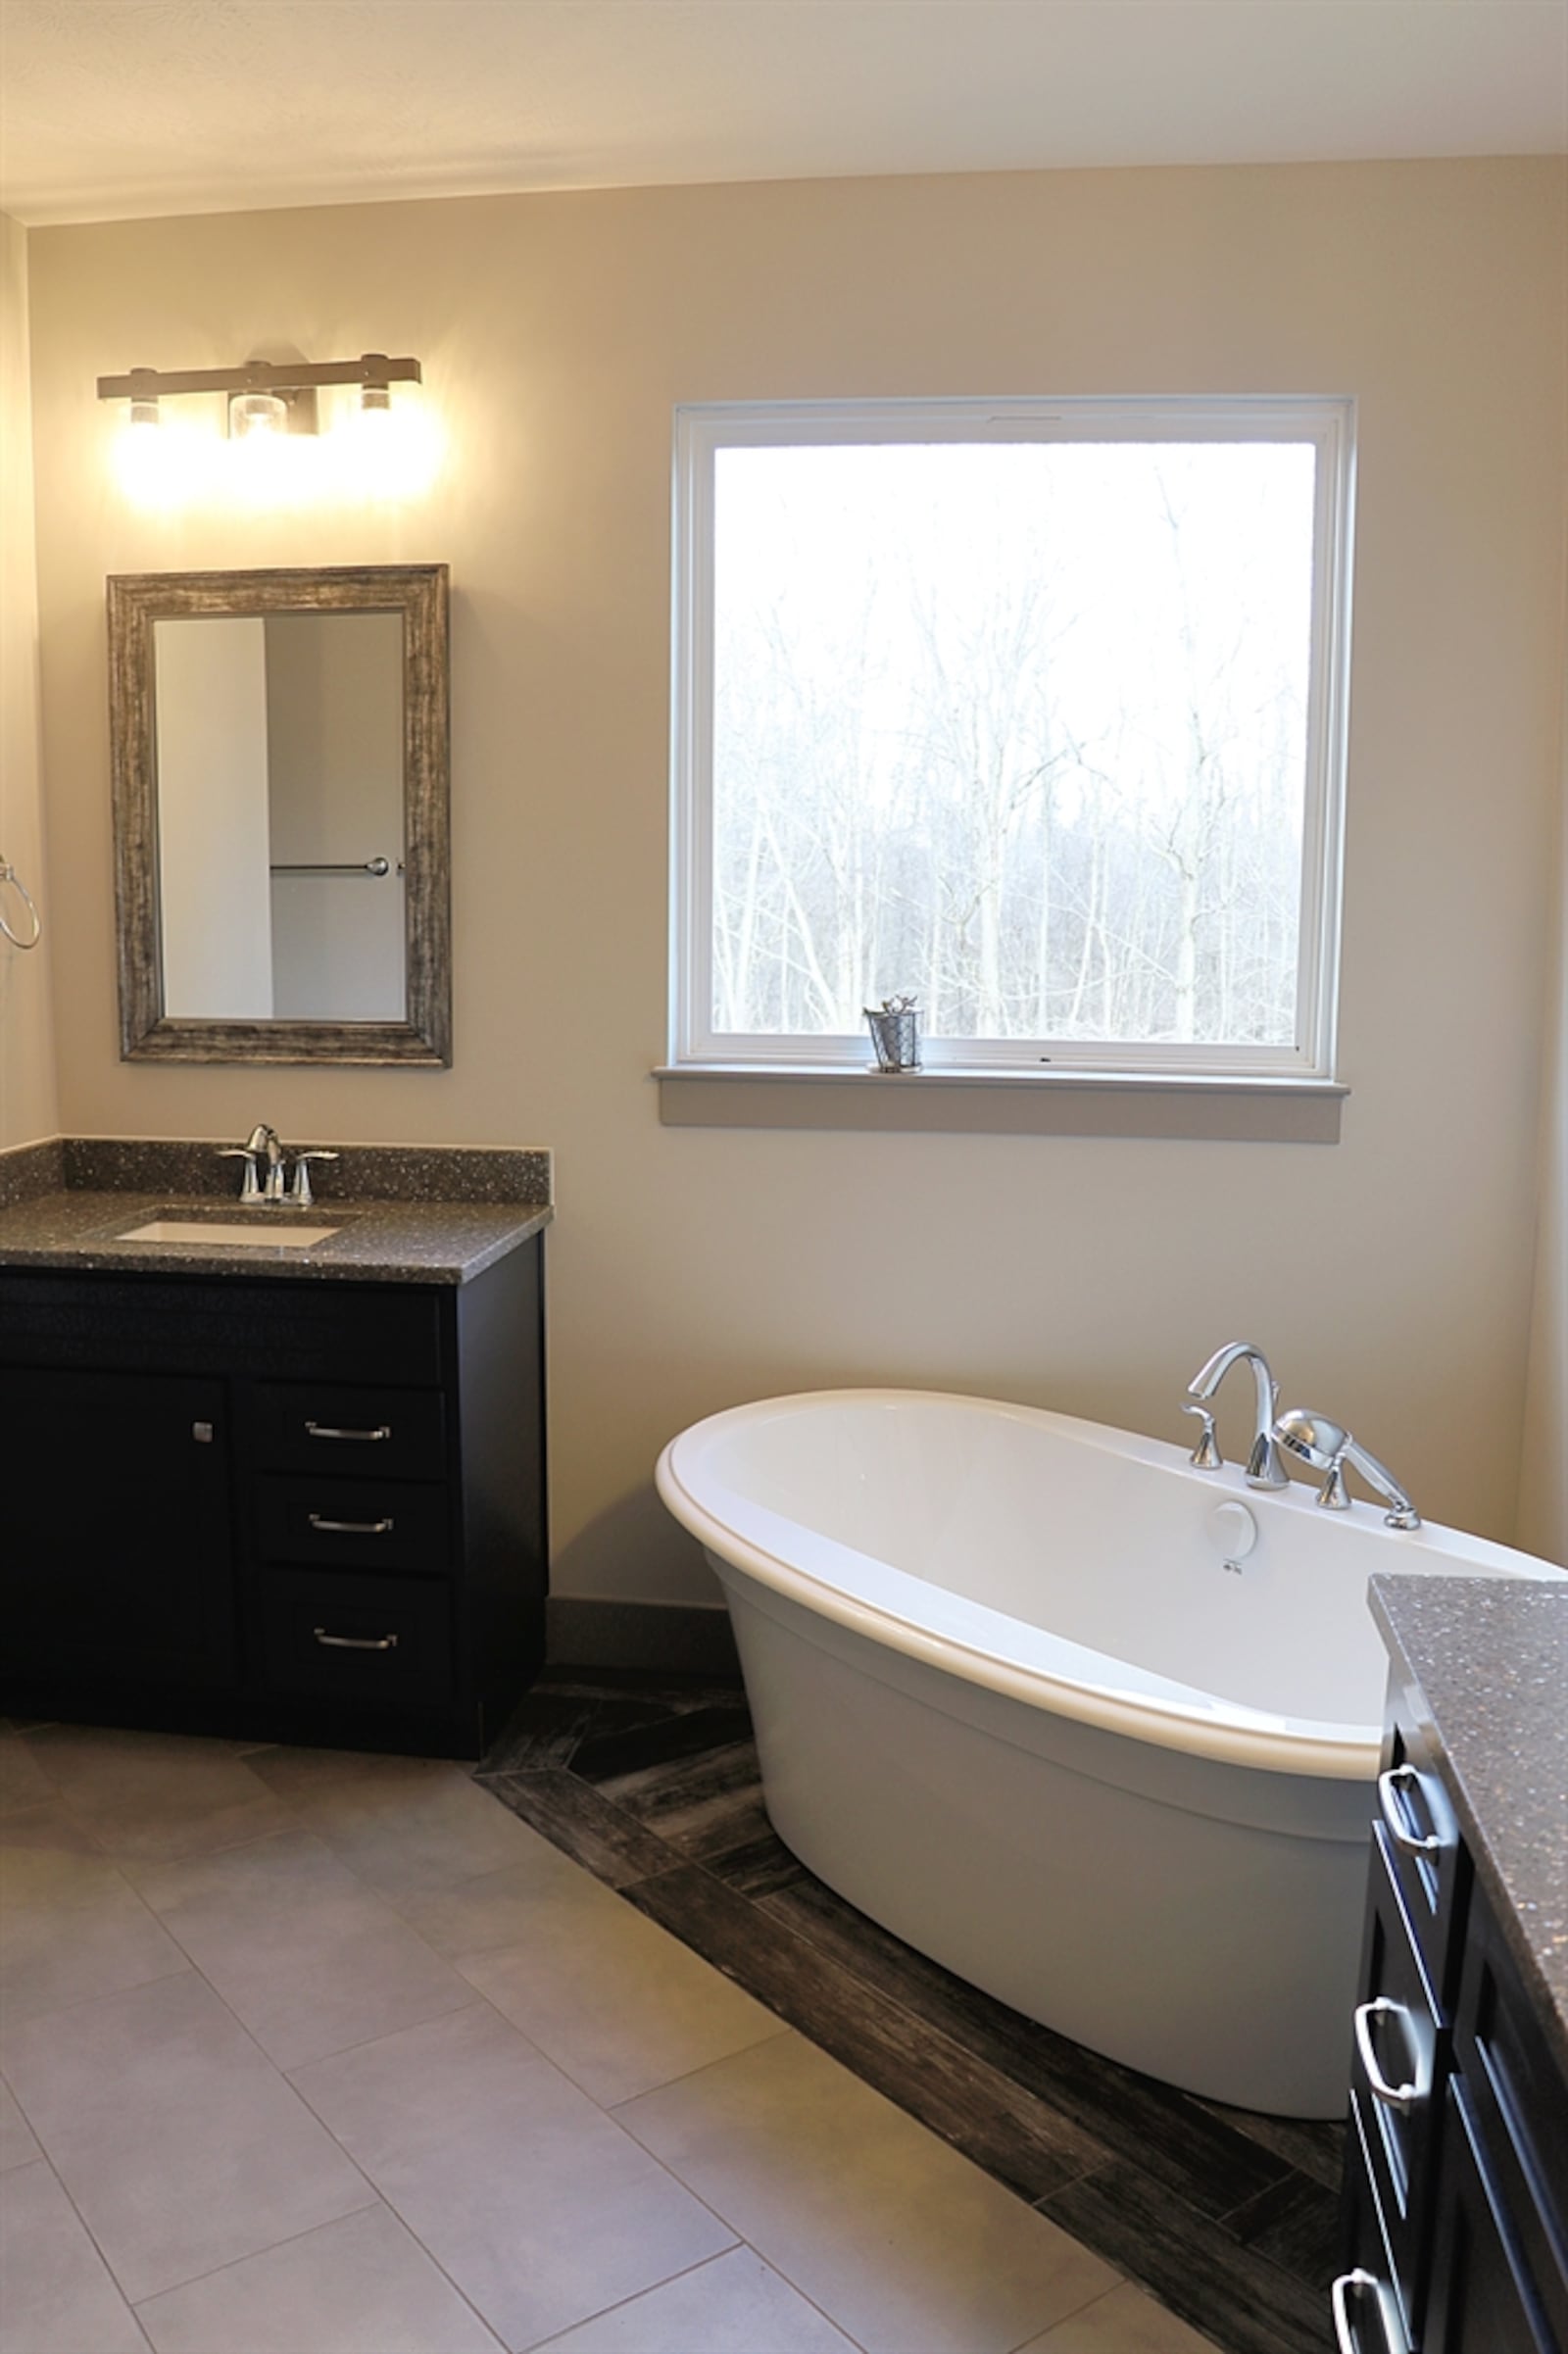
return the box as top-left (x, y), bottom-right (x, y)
top-left (0, 858), bottom-right (42, 950)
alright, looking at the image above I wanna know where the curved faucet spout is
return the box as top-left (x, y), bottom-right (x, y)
top-left (1186, 1342), bottom-right (1288, 1490)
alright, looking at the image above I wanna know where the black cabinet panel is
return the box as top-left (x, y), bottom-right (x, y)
top-left (1452, 1902), bottom-right (1568, 2353)
top-left (1425, 2084), bottom-right (1557, 2354)
top-left (0, 1365), bottom-right (235, 1688)
top-left (0, 1271), bottom-right (443, 1384)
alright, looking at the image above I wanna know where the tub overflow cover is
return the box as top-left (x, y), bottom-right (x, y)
top-left (1207, 1500), bottom-right (1258, 1566)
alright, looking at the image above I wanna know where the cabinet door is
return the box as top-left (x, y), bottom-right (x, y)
top-left (0, 1367), bottom-right (235, 1690)
top-left (1424, 2082), bottom-right (1558, 2354)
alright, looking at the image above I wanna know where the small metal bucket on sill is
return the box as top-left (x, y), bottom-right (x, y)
top-left (865, 997), bottom-right (921, 1073)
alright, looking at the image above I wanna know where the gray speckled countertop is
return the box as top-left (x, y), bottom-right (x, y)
top-left (0, 1136), bottom-right (552, 1287)
top-left (1370, 1573), bottom-right (1568, 2071)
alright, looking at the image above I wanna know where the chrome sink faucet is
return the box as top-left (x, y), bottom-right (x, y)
top-left (1185, 1342), bottom-right (1289, 1490)
top-left (1272, 1409), bottom-right (1422, 1529)
top-left (218, 1126), bottom-right (338, 1207)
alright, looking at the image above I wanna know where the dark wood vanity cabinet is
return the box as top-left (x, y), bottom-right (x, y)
top-left (1337, 1707), bottom-right (1567, 2354)
top-left (0, 1242), bottom-right (546, 1758)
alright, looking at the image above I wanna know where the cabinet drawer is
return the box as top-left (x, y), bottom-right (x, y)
top-left (256, 1475), bottom-right (451, 1573)
top-left (1351, 1824), bottom-right (1445, 2331)
top-left (257, 1571), bottom-right (454, 1710)
top-left (254, 1385), bottom-right (447, 1481)
top-left (1380, 1713), bottom-right (1466, 2002)
top-left (1337, 2108), bottom-right (1413, 2352)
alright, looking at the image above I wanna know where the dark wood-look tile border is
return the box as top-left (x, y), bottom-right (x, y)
top-left (108, 564), bottom-right (451, 1066)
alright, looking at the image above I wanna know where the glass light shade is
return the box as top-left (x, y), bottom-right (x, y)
top-left (229, 390), bottom-right (288, 439)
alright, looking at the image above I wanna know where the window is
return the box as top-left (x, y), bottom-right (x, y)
top-left (670, 398), bottom-right (1352, 1086)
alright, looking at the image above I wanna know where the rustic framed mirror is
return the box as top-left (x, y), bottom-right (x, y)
top-left (108, 563), bottom-right (451, 1064)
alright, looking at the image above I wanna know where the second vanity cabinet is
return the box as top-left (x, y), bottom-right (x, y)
top-left (0, 1239), bottom-right (546, 1759)
top-left (1337, 1614), bottom-right (1568, 2354)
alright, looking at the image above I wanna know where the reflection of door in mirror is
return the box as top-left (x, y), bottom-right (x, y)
top-left (154, 613), bottom-right (405, 1022)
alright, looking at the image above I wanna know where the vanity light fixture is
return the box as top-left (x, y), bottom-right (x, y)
top-left (97, 352), bottom-right (421, 435)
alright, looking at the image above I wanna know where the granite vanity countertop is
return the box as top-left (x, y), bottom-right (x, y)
top-left (1370, 1572), bottom-right (1568, 2071)
top-left (0, 1137), bottom-right (552, 1287)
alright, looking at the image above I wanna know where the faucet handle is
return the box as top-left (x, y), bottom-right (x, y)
top-left (290, 1150), bottom-right (339, 1209)
top-left (217, 1147), bottom-right (263, 1203)
top-left (1182, 1402), bottom-right (1223, 1470)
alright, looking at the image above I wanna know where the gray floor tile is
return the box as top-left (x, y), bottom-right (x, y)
top-left (0, 2160), bottom-right (150, 2353)
top-left (452, 1869), bottom-right (786, 2104)
top-left (133, 1829), bottom-right (473, 2067)
top-left (251, 1750), bottom-right (549, 1900)
top-left (616, 2032), bottom-right (1118, 2354)
top-left (134, 2203), bottom-right (506, 2354)
top-left (1022, 2280), bottom-right (1227, 2349)
top-left (292, 1999), bottom-right (736, 2351)
top-left (0, 1802), bottom-right (189, 2028)
top-left (523, 2246), bottom-right (860, 2353)
top-left (0, 1969), bottom-right (375, 2302)
top-left (0, 2076), bottom-right (41, 2172)
top-left (21, 1726), bottom-right (290, 1865)
top-left (0, 1728), bottom-right (58, 1819)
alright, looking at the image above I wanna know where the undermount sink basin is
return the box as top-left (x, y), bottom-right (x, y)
top-left (117, 1216), bottom-right (342, 1250)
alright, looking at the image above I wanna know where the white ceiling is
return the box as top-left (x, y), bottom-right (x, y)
top-left (2, 0), bottom-right (1565, 227)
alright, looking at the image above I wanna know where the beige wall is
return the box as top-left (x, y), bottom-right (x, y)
top-left (0, 213), bottom-right (58, 1148)
top-left (24, 158), bottom-right (1567, 1595)
top-left (1518, 711), bottom-right (1568, 1564)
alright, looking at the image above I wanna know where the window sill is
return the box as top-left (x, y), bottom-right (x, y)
top-left (656, 1066), bottom-right (1347, 1142)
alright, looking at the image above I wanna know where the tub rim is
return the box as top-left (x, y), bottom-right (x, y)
top-left (656, 1386), bottom-right (1562, 1783)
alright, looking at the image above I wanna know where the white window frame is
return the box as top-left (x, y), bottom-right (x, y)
top-left (669, 395), bottom-right (1353, 1083)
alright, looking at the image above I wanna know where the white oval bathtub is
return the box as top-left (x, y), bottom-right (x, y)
top-left (656, 1388), bottom-right (1564, 2117)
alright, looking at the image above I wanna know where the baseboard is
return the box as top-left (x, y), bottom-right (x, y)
top-left (545, 1596), bottom-right (740, 1678)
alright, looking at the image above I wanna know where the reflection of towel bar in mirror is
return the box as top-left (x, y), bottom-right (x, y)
top-left (270, 858), bottom-right (400, 877)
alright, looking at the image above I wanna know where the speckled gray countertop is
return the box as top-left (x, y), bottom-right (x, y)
top-left (1370, 1573), bottom-right (1568, 2071)
top-left (0, 1136), bottom-right (552, 1287)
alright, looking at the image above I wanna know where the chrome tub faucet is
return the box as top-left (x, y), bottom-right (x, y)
top-left (1272, 1408), bottom-right (1422, 1530)
top-left (1185, 1342), bottom-right (1289, 1490)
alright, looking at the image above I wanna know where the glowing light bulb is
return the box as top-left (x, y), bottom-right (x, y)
top-left (331, 384), bottom-right (441, 500)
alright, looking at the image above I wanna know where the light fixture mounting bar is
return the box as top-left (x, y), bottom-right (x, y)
top-left (96, 353), bottom-right (421, 402)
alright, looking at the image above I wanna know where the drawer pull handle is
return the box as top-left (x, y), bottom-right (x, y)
top-left (1353, 1997), bottom-right (1425, 2115)
top-left (307, 1512), bottom-right (394, 1536)
top-left (305, 1421), bottom-right (392, 1443)
top-left (1331, 2268), bottom-right (1405, 2354)
top-left (1377, 1764), bottom-right (1445, 1858)
top-left (314, 1628), bottom-right (399, 1652)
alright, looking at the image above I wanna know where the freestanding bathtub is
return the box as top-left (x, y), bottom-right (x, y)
top-left (656, 1388), bottom-right (1563, 2117)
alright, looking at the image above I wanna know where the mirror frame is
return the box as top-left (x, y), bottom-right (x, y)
top-left (108, 563), bottom-right (451, 1065)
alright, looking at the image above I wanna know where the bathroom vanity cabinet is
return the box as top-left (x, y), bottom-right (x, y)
top-left (1338, 1581), bottom-right (1568, 2354)
top-left (0, 1239), bottom-right (546, 1759)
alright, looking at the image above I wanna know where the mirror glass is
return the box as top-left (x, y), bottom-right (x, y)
top-left (155, 612), bottom-right (406, 1021)
top-left (109, 564), bottom-right (450, 1065)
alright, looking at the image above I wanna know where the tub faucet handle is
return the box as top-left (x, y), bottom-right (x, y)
top-left (1182, 1402), bottom-right (1223, 1470)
